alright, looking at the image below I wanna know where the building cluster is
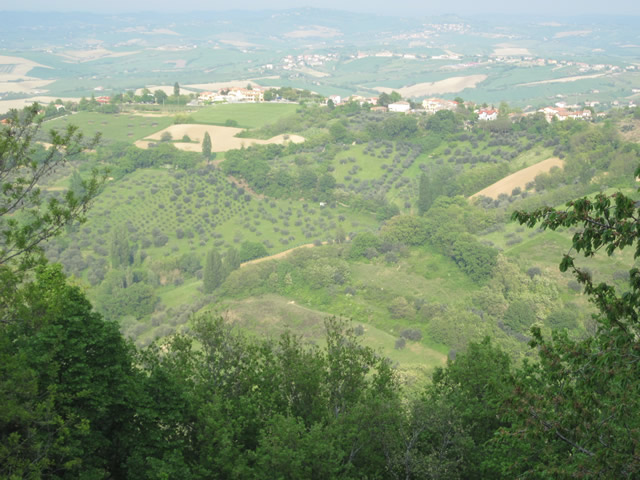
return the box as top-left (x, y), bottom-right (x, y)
top-left (197, 87), bottom-right (264, 104)
top-left (280, 53), bottom-right (339, 71)
top-left (537, 106), bottom-right (592, 122)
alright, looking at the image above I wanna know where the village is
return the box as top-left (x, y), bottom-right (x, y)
top-left (189, 86), bottom-right (614, 123)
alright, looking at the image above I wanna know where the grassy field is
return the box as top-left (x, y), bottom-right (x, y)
top-left (190, 103), bottom-right (299, 129)
top-left (212, 293), bottom-right (447, 386)
top-left (45, 112), bottom-right (174, 143)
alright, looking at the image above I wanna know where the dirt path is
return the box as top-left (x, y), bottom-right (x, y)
top-left (240, 243), bottom-right (318, 267)
top-left (470, 157), bottom-right (564, 200)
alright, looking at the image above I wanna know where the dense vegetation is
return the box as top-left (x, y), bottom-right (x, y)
top-left (3, 102), bottom-right (640, 478)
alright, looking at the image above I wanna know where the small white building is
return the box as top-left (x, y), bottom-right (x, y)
top-left (388, 101), bottom-right (411, 113)
top-left (476, 108), bottom-right (499, 121)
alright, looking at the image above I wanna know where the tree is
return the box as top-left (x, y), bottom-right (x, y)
top-left (109, 224), bottom-right (131, 268)
top-left (418, 173), bottom-right (432, 215)
top-left (202, 131), bottom-right (212, 159)
top-left (154, 89), bottom-right (168, 105)
top-left (173, 82), bottom-right (180, 97)
top-left (0, 105), bottom-right (102, 279)
top-left (224, 247), bottom-right (240, 274)
top-left (503, 174), bottom-right (640, 477)
top-left (203, 249), bottom-right (223, 293)
top-left (1, 267), bottom-right (139, 479)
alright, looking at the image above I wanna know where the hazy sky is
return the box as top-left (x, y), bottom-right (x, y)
top-left (4, 0), bottom-right (640, 16)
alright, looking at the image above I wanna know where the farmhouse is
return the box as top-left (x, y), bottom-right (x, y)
top-left (388, 101), bottom-right (411, 113)
top-left (476, 108), bottom-right (498, 121)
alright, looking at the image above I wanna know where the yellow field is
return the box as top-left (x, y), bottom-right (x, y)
top-left (470, 157), bottom-right (564, 200)
top-left (135, 124), bottom-right (305, 152)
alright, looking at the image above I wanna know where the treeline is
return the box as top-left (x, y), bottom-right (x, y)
top-left (3, 261), bottom-right (634, 479)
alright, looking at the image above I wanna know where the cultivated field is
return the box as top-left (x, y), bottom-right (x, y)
top-left (517, 73), bottom-right (606, 87)
top-left (136, 124), bottom-right (305, 152)
top-left (374, 74), bottom-right (488, 97)
top-left (470, 157), bottom-right (564, 199)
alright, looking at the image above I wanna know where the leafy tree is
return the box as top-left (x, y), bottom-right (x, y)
top-left (348, 232), bottom-right (381, 259)
top-left (239, 240), bottom-right (268, 262)
top-left (425, 110), bottom-right (461, 135)
top-left (173, 82), bottom-right (180, 97)
top-left (1, 265), bottom-right (139, 478)
top-left (0, 105), bottom-right (101, 277)
top-left (203, 249), bottom-right (223, 294)
top-left (202, 131), bottom-right (212, 159)
top-left (154, 89), bottom-right (168, 104)
top-left (503, 173), bottom-right (640, 477)
top-left (379, 215), bottom-right (429, 246)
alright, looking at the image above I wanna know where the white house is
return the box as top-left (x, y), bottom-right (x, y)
top-left (388, 101), bottom-right (411, 113)
top-left (476, 108), bottom-right (498, 121)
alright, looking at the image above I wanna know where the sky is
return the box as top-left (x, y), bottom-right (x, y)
top-left (3, 0), bottom-right (640, 16)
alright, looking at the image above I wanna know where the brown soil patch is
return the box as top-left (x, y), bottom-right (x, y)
top-left (54, 48), bottom-right (140, 63)
top-left (0, 96), bottom-right (80, 115)
top-left (135, 124), bottom-right (304, 152)
top-left (134, 85), bottom-right (196, 95)
top-left (517, 73), bottom-right (606, 87)
top-left (470, 157), bottom-right (564, 200)
top-left (554, 30), bottom-right (592, 39)
top-left (374, 75), bottom-right (487, 97)
top-left (284, 26), bottom-right (342, 38)
top-left (492, 44), bottom-right (531, 56)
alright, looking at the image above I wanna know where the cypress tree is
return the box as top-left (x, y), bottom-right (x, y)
top-left (224, 247), bottom-right (240, 275)
top-left (203, 249), bottom-right (223, 294)
top-left (417, 173), bottom-right (431, 215)
top-left (109, 225), bottom-right (130, 268)
top-left (202, 131), bottom-right (212, 159)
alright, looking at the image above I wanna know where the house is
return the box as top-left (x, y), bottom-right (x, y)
top-left (328, 94), bottom-right (342, 105)
top-left (422, 98), bottom-right (458, 114)
top-left (96, 96), bottom-right (111, 104)
top-left (388, 101), bottom-right (411, 113)
top-left (568, 110), bottom-right (592, 120)
top-left (198, 91), bottom-right (217, 103)
top-left (370, 106), bottom-right (388, 113)
top-left (538, 106), bottom-right (591, 122)
top-left (476, 108), bottom-right (498, 121)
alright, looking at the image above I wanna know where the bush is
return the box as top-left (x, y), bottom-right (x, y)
top-left (395, 337), bottom-right (406, 350)
top-left (527, 267), bottom-right (542, 278)
top-left (400, 328), bottom-right (423, 341)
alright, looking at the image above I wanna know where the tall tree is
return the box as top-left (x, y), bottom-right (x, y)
top-left (203, 249), bottom-right (223, 293)
top-left (173, 82), bottom-right (180, 97)
top-left (224, 246), bottom-right (240, 274)
top-left (417, 173), bottom-right (431, 215)
top-left (109, 224), bottom-right (131, 268)
top-left (202, 131), bottom-right (212, 159)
